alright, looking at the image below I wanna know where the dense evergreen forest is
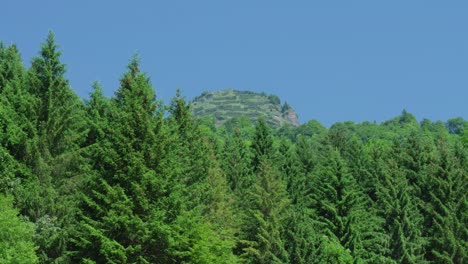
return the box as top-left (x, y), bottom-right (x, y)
top-left (1, 33), bottom-right (467, 263)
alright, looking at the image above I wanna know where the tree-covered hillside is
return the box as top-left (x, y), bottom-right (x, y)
top-left (0, 33), bottom-right (467, 263)
top-left (191, 89), bottom-right (300, 128)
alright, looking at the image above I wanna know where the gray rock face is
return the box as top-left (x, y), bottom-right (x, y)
top-left (283, 107), bottom-right (300, 127)
top-left (191, 89), bottom-right (300, 127)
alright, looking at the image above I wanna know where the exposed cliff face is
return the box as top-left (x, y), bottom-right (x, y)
top-left (282, 103), bottom-right (300, 127)
top-left (191, 89), bottom-right (300, 127)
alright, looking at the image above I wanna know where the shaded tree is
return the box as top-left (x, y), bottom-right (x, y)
top-left (240, 161), bottom-right (291, 264)
top-left (251, 118), bottom-right (274, 172)
top-left (309, 149), bottom-right (390, 263)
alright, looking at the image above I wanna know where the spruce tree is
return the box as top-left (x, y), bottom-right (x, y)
top-left (251, 118), bottom-right (274, 172)
top-left (277, 140), bottom-right (321, 263)
top-left (234, 118), bottom-right (290, 263)
top-left (221, 128), bottom-right (253, 192)
top-left (375, 159), bottom-right (427, 263)
top-left (295, 135), bottom-right (317, 176)
top-left (0, 43), bottom-right (35, 194)
top-left (83, 81), bottom-right (110, 148)
top-left (424, 137), bottom-right (467, 263)
top-left (73, 55), bottom-right (169, 263)
top-left (24, 32), bottom-right (86, 262)
top-left (309, 149), bottom-right (390, 263)
top-left (277, 139), bottom-right (304, 204)
top-left (240, 161), bottom-right (291, 264)
top-left (28, 32), bottom-right (86, 159)
top-left (165, 90), bottom-right (239, 262)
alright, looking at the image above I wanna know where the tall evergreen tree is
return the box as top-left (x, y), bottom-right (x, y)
top-left (375, 159), bottom-right (427, 263)
top-left (295, 135), bottom-right (317, 176)
top-left (251, 118), bottom-right (274, 172)
top-left (22, 32), bottom-right (87, 262)
top-left (165, 90), bottom-right (239, 262)
top-left (28, 32), bottom-right (86, 159)
top-left (222, 128), bottom-right (253, 192)
top-left (0, 43), bottom-right (35, 194)
top-left (83, 81), bottom-right (110, 148)
top-left (309, 149), bottom-right (390, 263)
top-left (424, 137), bottom-right (467, 263)
top-left (240, 161), bottom-right (291, 264)
top-left (73, 55), bottom-right (169, 263)
top-left (277, 140), bottom-right (319, 263)
top-left (277, 139), bottom-right (304, 204)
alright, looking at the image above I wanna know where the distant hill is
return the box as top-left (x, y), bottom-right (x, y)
top-left (191, 89), bottom-right (300, 127)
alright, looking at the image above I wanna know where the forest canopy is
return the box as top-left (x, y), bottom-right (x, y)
top-left (0, 32), bottom-right (467, 263)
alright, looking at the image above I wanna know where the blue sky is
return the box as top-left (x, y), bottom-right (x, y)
top-left (2, 1), bottom-right (467, 126)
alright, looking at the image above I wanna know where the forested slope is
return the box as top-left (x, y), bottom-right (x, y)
top-left (0, 33), bottom-right (467, 263)
top-left (191, 89), bottom-right (300, 128)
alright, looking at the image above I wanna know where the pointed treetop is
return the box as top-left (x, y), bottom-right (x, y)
top-left (170, 88), bottom-right (193, 134)
top-left (115, 53), bottom-right (152, 104)
top-left (41, 31), bottom-right (62, 61)
top-left (176, 88), bottom-right (182, 98)
top-left (90, 81), bottom-right (104, 101)
top-left (31, 30), bottom-right (66, 84)
top-left (128, 52), bottom-right (141, 77)
top-left (46, 30), bottom-right (55, 43)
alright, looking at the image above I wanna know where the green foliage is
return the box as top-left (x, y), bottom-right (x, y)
top-left (251, 118), bottom-right (274, 171)
top-left (268, 94), bottom-right (281, 105)
top-left (446, 117), bottom-right (466, 134)
top-left (29, 32), bottom-right (87, 157)
top-left (316, 235), bottom-right (353, 264)
top-left (191, 89), bottom-right (299, 128)
top-left (0, 43), bottom-right (35, 195)
top-left (0, 195), bottom-right (38, 263)
top-left (376, 160), bottom-right (427, 263)
top-left (424, 137), bottom-right (467, 263)
top-left (4, 31), bottom-right (88, 263)
top-left (219, 116), bottom-right (256, 140)
top-left (462, 127), bottom-right (468, 147)
top-left (240, 161), bottom-right (291, 264)
top-left (73, 55), bottom-right (168, 263)
top-left (222, 129), bottom-right (252, 192)
top-left (309, 149), bottom-right (390, 262)
top-left (1, 34), bottom-right (467, 263)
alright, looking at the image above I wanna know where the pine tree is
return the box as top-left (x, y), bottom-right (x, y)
top-left (251, 118), bottom-right (274, 172)
top-left (276, 140), bottom-right (318, 263)
top-left (277, 139), bottom-right (304, 204)
top-left (375, 159), bottom-right (427, 263)
top-left (0, 43), bottom-right (35, 194)
top-left (221, 128), bottom-right (253, 192)
top-left (167, 89), bottom-right (210, 192)
top-left (424, 137), bottom-right (467, 263)
top-left (165, 90), bottom-right (239, 262)
top-left (84, 81), bottom-right (110, 147)
top-left (240, 161), bottom-right (291, 264)
top-left (393, 131), bottom-right (435, 198)
top-left (23, 32), bottom-right (87, 262)
top-left (28, 32), bottom-right (86, 159)
top-left (309, 149), bottom-right (390, 263)
top-left (295, 135), bottom-right (317, 176)
top-left (73, 55), bottom-right (169, 263)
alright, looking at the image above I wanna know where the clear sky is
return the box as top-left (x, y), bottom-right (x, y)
top-left (2, 1), bottom-right (467, 126)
